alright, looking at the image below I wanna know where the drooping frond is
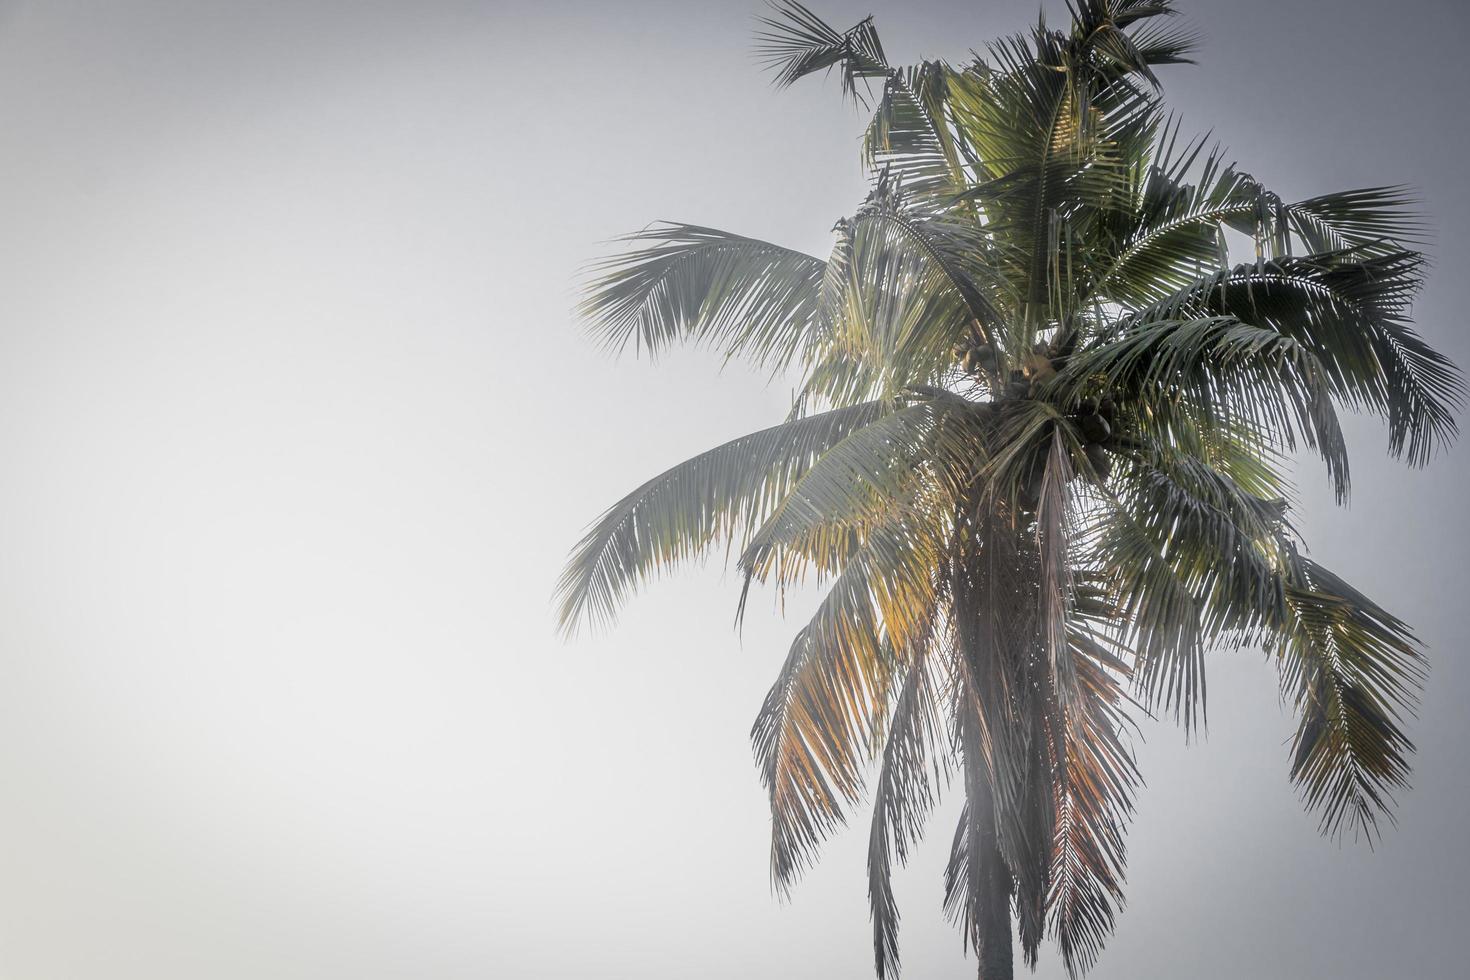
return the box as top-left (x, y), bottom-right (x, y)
top-left (863, 62), bottom-right (967, 198)
top-left (1089, 484), bottom-right (1204, 726)
top-left (1140, 251), bottom-right (1463, 466)
top-left (1055, 315), bottom-right (1352, 500)
top-left (868, 610), bottom-right (947, 979)
top-left (1119, 434), bottom-right (1292, 644)
top-left (775, 195), bottom-right (999, 408)
top-left (848, 199), bottom-right (1011, 348)
top-left (1032, 425), bottom-right (1088, 722)
top-left (753, 536), bottom-right (899, 888)
top-left (739, 390), bottom-right (982, 588)
top-left (1273, 553), bottom-right (1426, 841)
top-left (1047, 623), bottom-right (1139, 977)
top-left (580, 222), bottom-right (826, 367)
top-left (556, 401), bottom-right (889, 634)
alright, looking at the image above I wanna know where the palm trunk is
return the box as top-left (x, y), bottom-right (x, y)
top-left (975, 838), bottom-right (1014, 980)
top-left (950, 507), bottom-right (1021, 980)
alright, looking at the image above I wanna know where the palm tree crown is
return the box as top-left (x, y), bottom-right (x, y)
top-left (556, 2), bottom-right (1463, 977)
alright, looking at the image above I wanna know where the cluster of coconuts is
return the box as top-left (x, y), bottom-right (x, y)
top-left (955, 341), bottom-right (1000, 378)
top-left (1072, 395), bottom-right (1116, 482)
top-left (1016, 396), bottom-right (1116, 509)
top-left (953, 339), bottom-right (1119, 506)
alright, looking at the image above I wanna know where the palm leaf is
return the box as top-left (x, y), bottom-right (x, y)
top-left (580, 222), bottom-right (826, 368)
top-left (1273, 553), bottom-right (1425, 840)
top-left (1143, 251), bottom-right (1463, 466)
top-left (1047, 625), bottom-right (1139, 977)
top-left (867, 610), bottom-right (947, 979)
top-left (756, 0), bottom-right (889, 104)
top-left (753, 540), bottom-right (897, 888)
top-left (556, 401), bottom-right (890, 634)
top-left (1055, 315), bottom-right (1352, 501)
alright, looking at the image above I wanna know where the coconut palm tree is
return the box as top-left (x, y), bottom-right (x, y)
top-left (555, 2), bottom-right (1462, 977)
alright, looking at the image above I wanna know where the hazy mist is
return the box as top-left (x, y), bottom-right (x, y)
top-left (0, 1), bottom-right (1465, 977)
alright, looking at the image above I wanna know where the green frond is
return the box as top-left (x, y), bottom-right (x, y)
top-left (580, 222), bottom-right (826, 367)
top-left (791, 205), bottom-right (1000, 404)
top-left (1249, 185), bottom-right (1428, 257)
top-left (1117, 10), bottom-right (1198, 67)
top-left (740, 391), bottom-right (982, 590)
top-left (850, 203), bottom-right (1010, 346)
top-left (1272, 553), bottom-right (1425, 840)
top-left (756, 0), bottom-right (889, 103)
top-left (1037, 425), bottom-right (1084, 703)
top-left (1055, 315), bottom-right (1351, 501)
top-left (1092, 145), bottom-right (1258, 305)
top-left (1142, 251), bottom-right (1463, 466)
top-left (863, 62), bottom-right (967, 198)
top-left (1089, 487), bottom-right (1204, 726)
top-left (1124, 429), bottom-right (1293, 635)
top-left (556, 401), bottom-right (889, 634)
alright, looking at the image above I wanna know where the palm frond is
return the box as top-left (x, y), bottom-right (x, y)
top-left (1242, 184), bottom-right (1427, 257)
top-left (868, 612), bottom-right (947, 979)
top-left (753, 538), bottom-right (899, 889)
top-left (1047, 624), bottom-right (1139, 977)
top-left (863, 62), bottom-right (967, 198)
top-left (1142, 251), bottom-right (1463, 466)
top-left (783, 205), bottom-right (982, 406)
top-left (580, 222), bottom-right (826, 367)
top-left (1037, 425), bottom-right (1083, 705)
top-left (1117, 436), bottom-right (1292, 644)
top-left (738, 393), bottom-right (981, 589)
top-left (1056, 315), bottom-right (1352, 500)
top-left (1273, 552), bottom-right (1425, 841)
top-left (556, 401), bottom-right (889, 634)
top-left (1092, 143), bottom-right (1258, 305)
top-left (850, 202), bottom-right (1011, 348)
top-left (756, 0), bottom-right (889, 104)
top-left (1089, 487), bottom-right (1204, 726)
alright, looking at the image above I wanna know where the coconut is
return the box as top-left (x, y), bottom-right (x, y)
top-left (1079, 412), bottom-right (1111, 443)
top-left (1083, 442), bottom-right (1112, 481)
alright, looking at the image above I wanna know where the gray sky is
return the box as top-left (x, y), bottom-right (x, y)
top-left (0, 1), bottom-right (1465, 977)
